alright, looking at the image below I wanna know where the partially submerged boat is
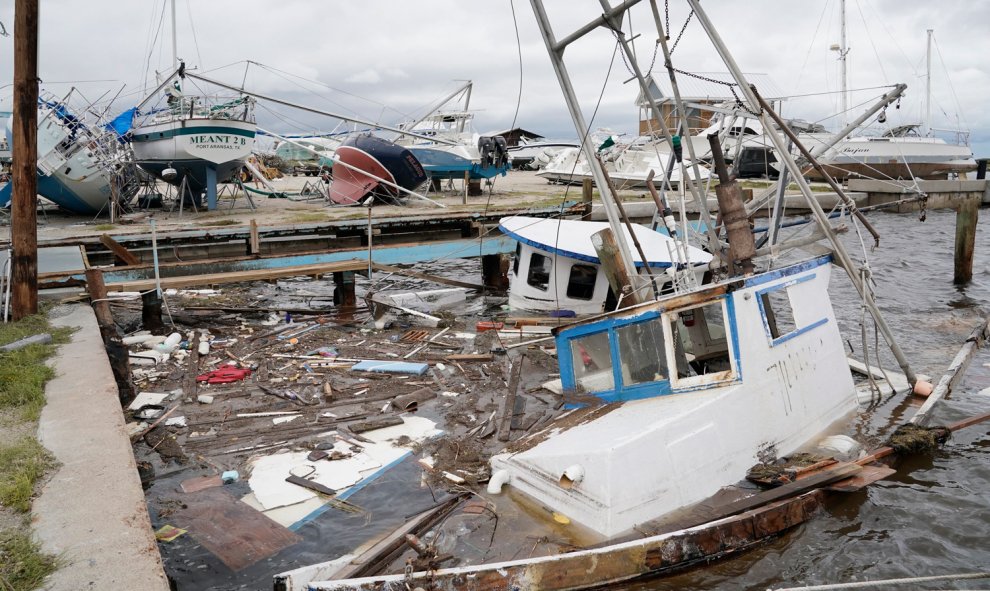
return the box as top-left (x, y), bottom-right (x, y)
top-left (499, 215), bottom-right (711, 314)
top-left (327, 134), bottom-right (427, 205)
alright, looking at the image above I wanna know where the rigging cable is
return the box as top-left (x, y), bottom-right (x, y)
top-left (185, 0), bottom-right (205, 72)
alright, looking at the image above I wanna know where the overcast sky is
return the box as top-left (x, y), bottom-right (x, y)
top-left (1, 1), bottom-right (988, 156)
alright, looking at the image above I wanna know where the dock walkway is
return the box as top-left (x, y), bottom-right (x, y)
top-left (33, 305), bottom-right (169, 591)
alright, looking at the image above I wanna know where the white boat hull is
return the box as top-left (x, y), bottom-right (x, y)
top-left (490, 257), bottom-right (857, 538)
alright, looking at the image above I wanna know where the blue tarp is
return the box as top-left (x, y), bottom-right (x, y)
top-left (106, 107), bottom-right (137, 138)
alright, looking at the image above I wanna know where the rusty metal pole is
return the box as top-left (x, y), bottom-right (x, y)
top-left (11, 0), bottom-right (39, 320)
top-left (708, 135), bottom-right (755, 276)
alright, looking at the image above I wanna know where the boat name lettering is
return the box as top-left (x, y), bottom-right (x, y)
top-left (841, 147), bottom-right (870, 155)
top-left (188, 135), bottom-right (247, 148)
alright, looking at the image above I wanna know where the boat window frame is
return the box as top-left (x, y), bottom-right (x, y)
top-left (565, 263), bottom-right (598, 301)
top-left (557, 310), bottom-right (674, 404)
top-left (662, 297), bottom-right (739, 391)
top-left (526, 252), bottom-right (552, 292)
top-left (512, 242), bottom-right (521, 276)
top-left (755, 274), bottom-right (829, 347)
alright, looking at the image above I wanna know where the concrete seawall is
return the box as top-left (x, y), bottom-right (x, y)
top-left (33, 304), bottom-right (169, 590)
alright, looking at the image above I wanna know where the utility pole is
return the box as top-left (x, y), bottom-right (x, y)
top-left (11, 0), bottom-right (39, 320)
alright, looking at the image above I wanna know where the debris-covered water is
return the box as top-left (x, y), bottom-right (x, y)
top-left (137, 207), bottom-right (989, 590)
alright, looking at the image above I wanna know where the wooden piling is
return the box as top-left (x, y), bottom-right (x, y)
top-left (11, 0), bottom-right (39, 320)
top-left (581, 178), bottom-right (593, 221)
top-left (591, 228), bottom-right (642, 308)
top-left (249, 219), bottom-right (260, 255)
top-left (481, 254), bottom-right (509, 291)
top-left (954, 196), bottom-right (979, 284)
top-left (142, 288), bottom-right (164, 333)
top-left (333, 271), bottom-right (356, 312)
top-left (463, 171), bottom-right (470, 204)
top-left (85, 268), bottom-right (135, 405)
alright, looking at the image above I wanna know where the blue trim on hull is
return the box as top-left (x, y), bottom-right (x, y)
top-left (0, 172), bottom-right (105, 214)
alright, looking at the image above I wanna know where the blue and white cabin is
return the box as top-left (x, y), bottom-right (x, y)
top-left (499, 215), bottom-right (713, 315)
top-left (489, 254), bottom-right (858, 538)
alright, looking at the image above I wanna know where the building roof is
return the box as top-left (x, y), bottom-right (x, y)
top-left (636, 73), bottom-right (786, 106)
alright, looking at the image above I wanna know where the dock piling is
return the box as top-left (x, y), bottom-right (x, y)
top-left (85, 268), bottom-right (135, 405)
top-left (582, 178), bottom-right (593, 221)
top-left (954, 196), bottom-right (979, 284)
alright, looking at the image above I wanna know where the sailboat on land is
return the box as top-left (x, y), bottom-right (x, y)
top-left (0, 90), bottom-right (139, 215)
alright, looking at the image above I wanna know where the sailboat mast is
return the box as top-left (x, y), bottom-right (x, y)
top-left (170, 0), bottom-right (178, 70)
top-left (924, 29), bottom-right (933, 137)
top-left (838, 0), bottom-right (848, 128)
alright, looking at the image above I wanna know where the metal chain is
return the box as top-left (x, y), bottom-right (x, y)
top-left (665, 64), bottom-right (761, 117)
top-left (669, 9), bottom-right (694, 54)
top-left (664, 0), bottom-right (670, 39)
top-left (606, 19), bottom-right (661, 78)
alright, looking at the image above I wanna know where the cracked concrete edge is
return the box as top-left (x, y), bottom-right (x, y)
top-left (32, 304), bottom-right (169, 591)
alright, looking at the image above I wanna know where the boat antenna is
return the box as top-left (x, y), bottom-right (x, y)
top-left (829, 0), bottom-right (850, 128)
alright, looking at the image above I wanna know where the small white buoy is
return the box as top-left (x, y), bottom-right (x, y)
top-left (913, 380), bottom-right (934, 397)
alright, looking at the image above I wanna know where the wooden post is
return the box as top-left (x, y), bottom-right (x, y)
top-left (142, 289), bottom-right (164, 333)
top-left (954, 196), bottom-right (979, 284)
top-left (333, 271), bottom-right (356, 312)
top-left (248, 219), bottom-right (260, 255)
top-left (467, 178), bottom-right (482, 197)
top-left (85, 268), bottom-right (135, 406)
top-left (498, 355), bottom-right (524, 442)
top-left (591, 228), bottom-right (642, 308)
top-left (463, 171), bottom-right (469, 204)
top-left (11, 0), bottom-right (39, 320)
top-left (581, 177), bottom-right (593, 221)
top-left (481, 254), bottom-right (509, 291)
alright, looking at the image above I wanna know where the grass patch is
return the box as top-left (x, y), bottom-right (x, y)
top-left (0, 314), bottom-right (73, 421)
top-left (92, 224), bottom-right (115, 231)
top-left (0, 437), bottom-right (55, 513)
top-left (196, 219), bottom-right (239, 227)
top-left (0, 529), bottom-right (60, 590)
top-left (289, 212), bottom-right (329, 223)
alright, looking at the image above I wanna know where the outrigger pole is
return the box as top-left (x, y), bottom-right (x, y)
top-left (685, 0), bottom-right (917, 386)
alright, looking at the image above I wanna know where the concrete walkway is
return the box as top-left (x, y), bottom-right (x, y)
top-left (33, 305), bottom-right (169, 591)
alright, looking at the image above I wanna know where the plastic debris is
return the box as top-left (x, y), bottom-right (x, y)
top-left (196, 364), bottom-right (252, 384)
top-left (221, 470), bottom-right (239, 484)
top-left (155, 524), bottom-right (187, 542)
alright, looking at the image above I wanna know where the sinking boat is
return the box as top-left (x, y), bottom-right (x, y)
top-left (499, 215), bottom-right (712, 314)
top-left (0, 91), bottom-right (139, 215)
top-left (275, 1), bottom-right (938, 588)
top-left (327, 134), bottom-right (427, 205)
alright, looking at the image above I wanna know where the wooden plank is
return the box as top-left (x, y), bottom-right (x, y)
top-left (445, 353), bottom-right (494, 362)
top-left (174, 487), bottom-right (300, 572)
top-left (912, 316), bottom-right (990, 426)
top-left (825, 465), bottom-right (897, 492)
top-left (103, 259), bottom-right (368, 292)
top-left (100, 233), bottom-right (141, 266)
top-left (371, 262), bottom-right (490, 292)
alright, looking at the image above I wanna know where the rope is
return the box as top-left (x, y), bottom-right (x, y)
top-left (770, 571), bottom-right (990, 590)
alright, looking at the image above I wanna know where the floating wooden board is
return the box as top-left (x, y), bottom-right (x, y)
top-left (825, 465), bottom-right (896, 492)
top-left (104, 260), bottom-right (368, 292)
top-left (174, 487), bottom-right (300, 571)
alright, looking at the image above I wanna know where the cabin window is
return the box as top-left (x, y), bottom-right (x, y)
top-left (756, 275), bottom-right (829, 346)
top-left (527, 253), bottom-right (552, 291)
top-left (616, 318), bottom-right (668, 386)
top-left (513, 242), bottom-right (521, 276)
top-left (665, 299), bottom-right (735, 388)
top-left (566, 264), bottom-right (597, 300)
top-left (760, 287), bottom-right (796, 339)
top-left (569, 331), bottom-right (614, 393)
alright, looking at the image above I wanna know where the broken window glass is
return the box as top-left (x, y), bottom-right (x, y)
top-left (670, 300), bottom-right (732, 380)
top-left (566, 264), bottom-right (597, 300)
top-left (527, 253), bottom-right (552, 291)
top-left (616, 318), bottom-right (668, 386)
top-left (569, 331), bottom-right (613, 393)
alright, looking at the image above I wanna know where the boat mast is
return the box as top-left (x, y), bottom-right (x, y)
top-left (529, 0), bottom-right (642, 288)
top-left (686, 0), bottom-right (917, 386)
top-left (831, 0), bottom-right (850, 128)
top-left (924, 28), bottom-right (933, 137)
top-left (170, 0), bottom-right (178, 71)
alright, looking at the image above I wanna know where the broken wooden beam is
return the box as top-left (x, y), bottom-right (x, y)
top-left (100, 233), bottom-right (141, 266)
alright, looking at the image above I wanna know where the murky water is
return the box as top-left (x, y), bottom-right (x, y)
top-left (158, 207), bottom-right (990, 590)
